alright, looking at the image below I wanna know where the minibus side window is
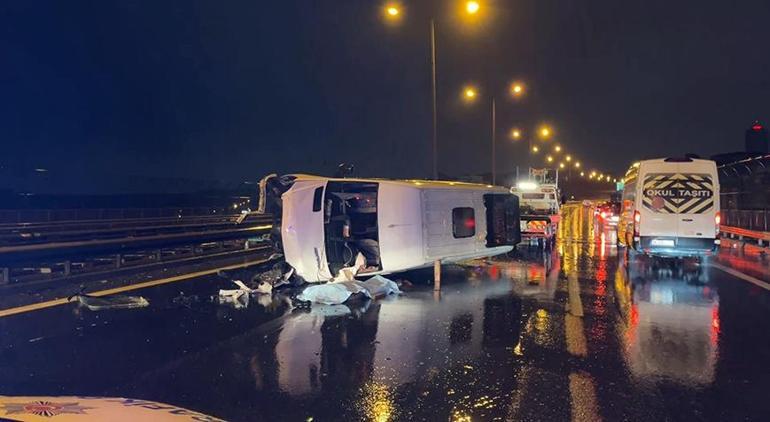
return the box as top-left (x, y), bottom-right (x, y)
top-left (452, 207), bottom-right (476, 238)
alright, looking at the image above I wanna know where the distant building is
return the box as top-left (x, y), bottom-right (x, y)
top-left (745, 120), bottom-right (768, 154)
top-left (711, 120), bottom-right (768, 166)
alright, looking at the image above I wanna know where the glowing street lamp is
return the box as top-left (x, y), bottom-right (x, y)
top-left (546, 155), bottom-right (554, 163)
top-left (580, 171), bottom-right (585, 177)
top-left (510, 128), bottom-right (521, 140)
top-left (539, 126), bottom-right (551, 139)
top-left (532, 145), bottom-right (539, 153)
top-left (559, 162), bottom-right (565, 169)
top-left (554, 145), bottom-right (562, 153)
top-left (380, 1), bottom-right (488, 180)
top-left (510, 82), bottom-right (525, 98)
top-left (463, 86), bottom-right (477, 102)
top-left (565, 155), bottom-right (572, 162)
top-left (383, 3), bottom-right (403, 24)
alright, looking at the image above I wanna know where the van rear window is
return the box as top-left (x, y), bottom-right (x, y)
top-left (452, 207), bottom-right (476, 238)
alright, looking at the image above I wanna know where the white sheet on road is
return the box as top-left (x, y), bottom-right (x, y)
top-left (297, 275), bottom-right (401, 305)
top-left (359, 275), bottom-right (401, 298)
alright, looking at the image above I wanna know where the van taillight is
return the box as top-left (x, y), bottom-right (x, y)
top-left (715, 211), bottom-right (721, 236)
top-left (633, 210), bottom-right (641, 236)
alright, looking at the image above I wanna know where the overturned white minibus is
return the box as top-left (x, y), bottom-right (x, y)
top-left (260, 175), bottom-right (521, 282)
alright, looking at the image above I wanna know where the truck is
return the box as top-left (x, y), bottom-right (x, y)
top-left (510, 168), bottom-right (561, 248)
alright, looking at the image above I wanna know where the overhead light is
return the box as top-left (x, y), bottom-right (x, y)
top-left (517, 181), bottom-right (539, 191)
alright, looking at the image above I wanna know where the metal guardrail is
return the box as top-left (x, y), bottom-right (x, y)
top-left (0, 222), bottom-right (274, 285)
top-left (0, 241), bottom-right (273, 286)
top-left (0, 207), bottom-right (243, 224)
top-left (720, 225), bottom-right (770, 246)
top-left (0, 214), bottom-right (238, 230)
top-left (0, 214), bottom-right (272, 247)
top-left (0, 215), bottom-right (273, 260)
top-left (722, 209), bottom-right (770, 233)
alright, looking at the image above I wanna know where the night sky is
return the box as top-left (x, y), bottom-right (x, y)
top-left (3, 1), bottom-right (770, 193)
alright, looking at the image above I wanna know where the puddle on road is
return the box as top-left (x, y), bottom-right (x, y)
top-left (613, 256), bottom-right (720, 385)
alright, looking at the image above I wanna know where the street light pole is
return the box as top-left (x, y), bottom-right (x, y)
top-left (527, 137), bottom-right (532, 178)
top-left (430, 19), bottom-right (438, 180)
top-left (383, 4), bottom-right (480, 180)
top-left (491, 97), bottom-right (496, 185)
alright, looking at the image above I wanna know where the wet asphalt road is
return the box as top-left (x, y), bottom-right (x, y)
top-left (2, 203), bottom-right (770, 421)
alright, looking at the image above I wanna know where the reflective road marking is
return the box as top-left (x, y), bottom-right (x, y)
top-left (565, 274), bottom-right (587, 357)
top-left (569, 372), bottom-right (601, 422)
top-left (567, 273), bottom-right (584, 317)
top-left (564, 274), bottom-right (599, 421)
top-left (710, 262), bottom-right (770, 291)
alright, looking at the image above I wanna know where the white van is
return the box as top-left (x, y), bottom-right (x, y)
top-left (263, 175), bottom-right (521, 282)
top-left (618, 158), bottom-right (720, 257)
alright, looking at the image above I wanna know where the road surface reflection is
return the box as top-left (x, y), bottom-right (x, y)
top-left (2, 202), bottom-right (770, 421)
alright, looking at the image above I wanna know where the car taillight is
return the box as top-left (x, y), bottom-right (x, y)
top-left (633, 210), bottom-right (641, 236)
top-left (715, 211), bottom-right (721, 236)
top-left (600, 211), bottom-right (607, 219)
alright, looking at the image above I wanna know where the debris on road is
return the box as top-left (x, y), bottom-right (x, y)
top-left (252, 262), bottom-right (300, 291)
top-left (255, 281), bottom-right (273, 295)
top-left (69, 293), bottom-right (150, 311)
top-left (218, 280), bottom-right (255, 309)
top-left (171, 293), bottom-right (202, 308)
top-left (219, 279), bottom-right (254, 298)
top-left (332, 253), bottom-right (366, 282)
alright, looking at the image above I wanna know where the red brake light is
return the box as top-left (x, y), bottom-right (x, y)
top-left (715, 211), bottom-right (721, 236)
top-left (633, 210), bottom-right (641, 236)
top-left (752, 124), bottom-right (763, 131)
